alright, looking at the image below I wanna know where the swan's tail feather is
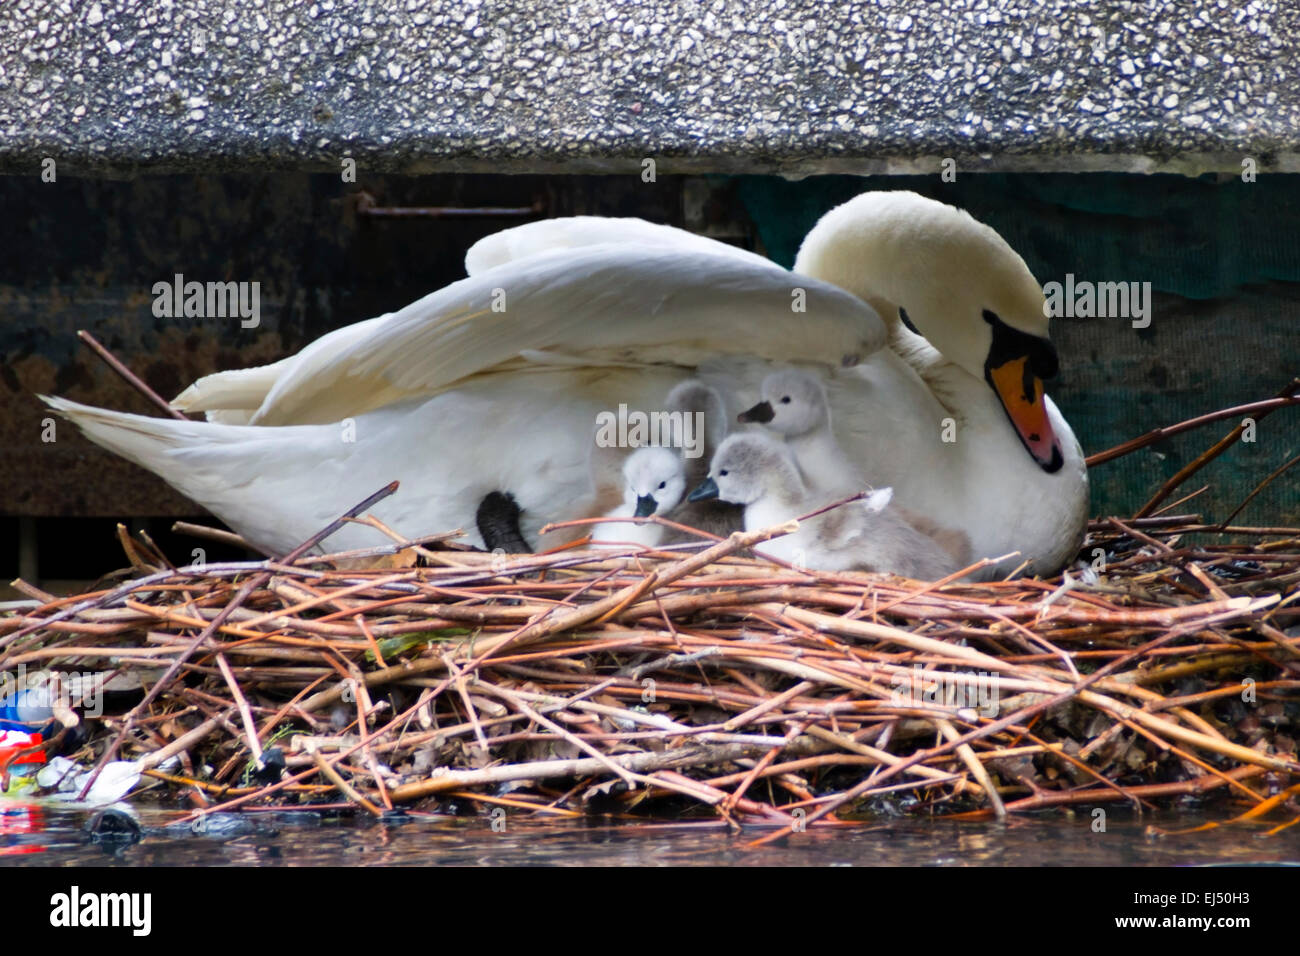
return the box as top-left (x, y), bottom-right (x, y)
top-left (40, 395), bottom-right (257, 499)
top-left (41, 395), bottom-right (365, 558)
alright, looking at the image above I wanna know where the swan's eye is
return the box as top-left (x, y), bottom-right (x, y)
top-left (780, 396), bottom-right (791, 404)
top-left (719, 469), bottom-right (729, 477)
top-left (658, 481), bottom-right (666, 490)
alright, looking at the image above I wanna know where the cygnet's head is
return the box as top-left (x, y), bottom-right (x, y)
top-left (688, 433), bottom-right (801, 507)
top-left (622, 446), bottom-right (686, 517)
top-left (663, 378), bottom-right (726, 456)
top-left (665, 379), bottom-right (724, 420)
top-left (737, 368), bottom-right (830, 438)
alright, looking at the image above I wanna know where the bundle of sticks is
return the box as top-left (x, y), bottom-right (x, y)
top-left (2, 369), bottom-right (1298, 834)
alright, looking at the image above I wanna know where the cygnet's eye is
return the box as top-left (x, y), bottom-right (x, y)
top-left (719, 469), bottom-right (729, 477)
top-left (780, 396), bottom-right (792, 404)
top-left (658, 481), bottom-right (666, 490)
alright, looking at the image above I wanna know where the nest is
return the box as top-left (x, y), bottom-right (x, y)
top-left (3, 392), bottom-right (1300, 837)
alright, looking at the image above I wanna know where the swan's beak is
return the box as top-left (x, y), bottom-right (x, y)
top-left (738, 400), bottom-right (774, 424)
top-left (987, 355), bottom-right (1064, 473)
top-left (688, 478), bottom-right (719, 502)
top-left (634, 494), bottom-right (658, 518)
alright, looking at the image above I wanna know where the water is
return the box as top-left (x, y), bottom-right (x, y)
top-left (3, 804), bottom-right (1297, 866)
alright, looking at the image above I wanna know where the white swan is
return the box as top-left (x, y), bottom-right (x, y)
top-left (737, 367), bottom-right (865, 496)
top-left (689, 432), bottom-right (958, 579)
top-left (43, 191), bottom-right (1087, 576)
top-left (590, 446), bottom-right (686, 549)
top-left (584, 379), bottom-right (740, 549)
top-left (737, 365), bottom-right (972, 568)
top-left (656, 379), bottom-right (744, 543)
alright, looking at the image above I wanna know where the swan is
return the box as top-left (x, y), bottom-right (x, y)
top-left (739, 366), bottom-right (972, 567)
top-left (738, 367), bottom-right (865, 496)
top-left (688, 432), bottom-right (958, 579)
top-left (656, 379), bottom-right (744, 543)
top-left (587, 379), bottom-right (740, 548)
top-left (590, 446), bottom-right (686, 548)
top-left (42, 191), bottom-right (1087, 576)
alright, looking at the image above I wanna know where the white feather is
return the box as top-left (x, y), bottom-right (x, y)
top-left (244, 245), bottom-right (882, 426)
top-left (464, 216), bottom-right (778, 275)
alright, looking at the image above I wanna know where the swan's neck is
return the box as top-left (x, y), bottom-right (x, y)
top-left (794, 216), bottom-right (987, 388)
top-left (794, 246), bottom-right (975, 401)
top-left (788, 427), bottom-right (863, 490)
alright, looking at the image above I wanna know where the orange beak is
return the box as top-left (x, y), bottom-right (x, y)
top-left (987, 356), bottom-right (1063, 472)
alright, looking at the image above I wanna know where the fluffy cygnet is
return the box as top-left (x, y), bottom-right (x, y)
top-left (590, 446), bottom-right (686, 548)
top-left (689, 432), bottom-right (959, 579)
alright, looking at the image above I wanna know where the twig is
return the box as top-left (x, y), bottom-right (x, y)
top-left (77, 329), bottom-right (190, 421)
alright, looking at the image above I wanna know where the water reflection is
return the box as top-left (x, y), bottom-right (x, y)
top-left (2, 804), bottom-right (1297, 867)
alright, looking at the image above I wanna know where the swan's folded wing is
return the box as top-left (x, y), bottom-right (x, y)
top-left (171, 360), bottom-right (281, 409)
top-left (465, 217), bottom-right (778, 275)
top-left (172, 316), bottom-right (394, 423)
top-left (171, 221), bottom-right (774, 425)
top-left (251, 244), bottom-right (886, 425)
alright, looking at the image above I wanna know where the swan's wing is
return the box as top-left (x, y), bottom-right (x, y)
top-left (171, 315), bottom-right (394, 422)
top-left (171, 220), bottom-right (847, 426)
top-left (170, 355), bottom-right (295, 420)
top-left (814, 493), bottom-right (894, 554)
top-left (250, 244), bottom-right (886, 425)
top-left (465, 217), bottom-right (777, 275)
top-left (174, 218), bottom-right (770, 423)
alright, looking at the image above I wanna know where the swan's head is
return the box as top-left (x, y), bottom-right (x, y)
top-left (794, 191), bottom-right (1064, 473)
top-left (665, 379), bottom-right (722, 416)
top-left (621, 446), bottom-right (686, 517)
top-left (689, 433), bottom-right (802, 507)
top-left (737, 368), bottom-right (830, 437)
top-left (665, 378), bottom-right (728, 446)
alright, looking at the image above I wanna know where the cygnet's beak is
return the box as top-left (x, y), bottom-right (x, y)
top-left (737, 400), bottom-right (774, 424)
top-left (634, 495), bottom-right (658, 518)
top-left (688, 477), bottom-right (719, 502)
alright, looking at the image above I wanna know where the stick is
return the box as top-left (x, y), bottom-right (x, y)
top-left (75, 482), bottom-right (400, 799)
top-left (77, 330), bottom-right (190, 420)
top-left (1086, 381), bottom-right (1300, 467)
top-left (1134, 379), bottom-right (1300, 516)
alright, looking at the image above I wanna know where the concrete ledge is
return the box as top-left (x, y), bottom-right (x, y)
top-left (2, 0), bottom-right (1298, 177)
